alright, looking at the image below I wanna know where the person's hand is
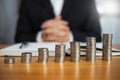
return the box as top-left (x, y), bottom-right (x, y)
top-left (41, 16), bottom-right (70, 43)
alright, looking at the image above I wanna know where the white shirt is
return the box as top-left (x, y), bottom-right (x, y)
top-left (36, 0), bottom-right (73, 42)
top-left (50, 0), bottom-right (64, 16)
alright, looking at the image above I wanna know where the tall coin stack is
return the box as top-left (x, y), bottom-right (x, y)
top-left (21, 52), bottom-right (32, 63)
top-left (102, 34), bottom-right (113, 60)
top-left (55, 44), bottom-right (65, 62)
top-left (38, 48), bottom-right (49, 62)
top-left (86, 37), bottom-right (96, 61)
top-left (70, 42), bottom-right (80, 62)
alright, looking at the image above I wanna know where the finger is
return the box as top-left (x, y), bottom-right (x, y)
top-left (42, 31), bottom-right (70, 42)
top-left (41, 19), bottom-right (69, 30)
top-left (43, 23), bottom-right (70, 31)
top-left (43, 29), bottom-right (70, 43)
top-left (55, 35), bottom-right (70, 43)
top-left (42, 29), bottom-right (54, 34)
top-left (43, 37), bottom-right (55, 42)
top-left (54, 16), bottom-right (69, 25)
top-left (57, 32), bottom-right (70, 42)
top-left (42, 20), bottom-right (69, 29)
top-left (41, 23), bottom-right (53, 29)
top-left (42, 33), bottom-right (55, 42)
top-left (51, 28), bottom-right (70, 36)
top-left (41, 19), bottom-right (55, 29)
top-left (56, 20), bottom-right (69, 26)
top-left (56, 25), bottom-right (70, 31)
top-left (42, 26), bottom-right (53, 30)
top-left (54, 30), bottom-right (69, 38)
top-left (55, 16), bottom-right (62, 21)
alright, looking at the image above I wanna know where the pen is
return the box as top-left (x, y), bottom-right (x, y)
top-left (19, 41), bottom-right (28, 49)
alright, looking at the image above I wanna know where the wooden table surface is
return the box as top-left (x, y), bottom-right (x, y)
top-left (0, 45), bottom-right (120, 80)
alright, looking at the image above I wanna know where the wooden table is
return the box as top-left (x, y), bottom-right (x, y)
top-left (0, 45), bottom-right (120, 80)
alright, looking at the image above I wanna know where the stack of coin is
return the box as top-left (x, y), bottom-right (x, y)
top-left (55, 44), bottom-right (65, 62)
top-left (70, 42), bottom-right (80, 62)
top-left (21, 52), bottom-right (32, 63)
top-left (86, 37), bottom-right (96, 61)
top-left (38, 48), bottom-right (49, 62)
top-left (4, 57), bottom-right (15, 64)
top-left (102, 34), bottom-right (113, 60)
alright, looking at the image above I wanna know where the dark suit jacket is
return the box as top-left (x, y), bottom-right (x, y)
top-left (15, 0), bottom-right (101, 43)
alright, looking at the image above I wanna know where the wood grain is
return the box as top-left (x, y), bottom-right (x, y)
top-left (0, 45), bottom-right (120, 80)
top-left (0, 56), bottom-right (120, 80)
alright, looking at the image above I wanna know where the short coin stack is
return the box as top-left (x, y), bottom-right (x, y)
top-left (55, 44), bottom-right (65, 62)
top-left (21, 52), bottom-right (32, 63)
top-left (102, 34), bottom-right (113, 61)
top-left (38, 48), bottom-right (49, 62)
top-left (4, 57), bottom-right (15, 64)
top-left (86, 37), bottom-right (96, 61)
top-left (70, 42), bottom-right (80, 62)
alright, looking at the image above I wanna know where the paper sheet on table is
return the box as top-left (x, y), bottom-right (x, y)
top-left (0, 42), bottom-right (120, 56)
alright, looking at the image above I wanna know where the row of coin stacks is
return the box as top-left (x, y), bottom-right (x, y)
top-left (4, 34), bottom-right (112, 64)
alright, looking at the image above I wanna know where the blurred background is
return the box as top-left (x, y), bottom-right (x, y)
top-left (0, 0), bottom-right (120, 44)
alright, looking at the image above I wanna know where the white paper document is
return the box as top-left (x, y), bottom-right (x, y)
top-left (0, 42), bottom-right (70, 56)
top-left (0, 42), bottom-right (120, 56)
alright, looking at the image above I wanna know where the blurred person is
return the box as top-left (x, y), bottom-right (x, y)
top-left (15, 0), bottom-right (101, 43)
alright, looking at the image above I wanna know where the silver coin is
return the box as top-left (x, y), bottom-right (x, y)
top-left (38, 48), bottom-right (49, 62)
top-left (70, 42), bottom-right (80, 62)
top-left (21, 52), bottom-right (32, 63)
top-left (86, 37), bottom-right (96, 61)
top-left (102, 34), bottom-right (113, 60)
top-left (4, 57), bottom-right (15, 64)
top-left (55, 44), bottom-right (65, 62)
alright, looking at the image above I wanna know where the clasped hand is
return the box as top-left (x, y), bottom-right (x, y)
top-left (41, 16), bottom-right (70, 43)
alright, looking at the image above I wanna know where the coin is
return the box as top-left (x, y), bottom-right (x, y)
top-left (55, 44), bottom-right (65, 62)
top-left (86, 37), bottom-right (96, 61)
top-left (70, 42), bottom-right (80, 62)
top-left (4, 57), bottom-right (15, 64)
top-left (21, 52), bottom-right (32, 63)
top-left (38, 48), bottom-right (49, 62)
top-left (102, 34), bottom-right (113, 61)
